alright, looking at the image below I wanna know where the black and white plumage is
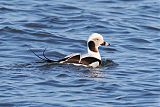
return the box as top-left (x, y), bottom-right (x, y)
top-left (31, 33), bottom-right (110, 68)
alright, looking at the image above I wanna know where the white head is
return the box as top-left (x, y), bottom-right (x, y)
top-left (87, 33), bottom-right (110, 52)
top-left (87, 33), bottom-right (110, 60)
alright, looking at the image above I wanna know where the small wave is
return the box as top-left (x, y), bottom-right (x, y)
top-left (136, 47), bottom-right (157, 51)
top-left (67, 19), bottom-right (86, 23)
top-left (140, 25), bottom-right (160, 31)
top-left (103, 47), bottom-right (118, 53)
top-left (153, 38), bottom-right (160, 42)
top-left (139, 5), bottom-right (152, 10)
top-left (0, 26), bottom-right (25, 34)
top-left (30, 32), bottom-right (52, 37)
top-left (96, 0), bottom-right (116, 3)
top-left (35, 80), bottom-right (91, 87)
top-left (118, 0), bottom-right (141, 1)
top-left (56, 73), bottom-right (70, 78)
top-left (102, 59), bottom-right (118, 67)
top-left (24, 23), bottom-right (50, 28)
top-left (72, 78), bottom-right (92, 83)
top-left (126, 38), bottom-right (151, 43)
top-left (0, 7), bottom-right (14, 11)
top-left (35, 80), bottom-right (60, 86)
top-left (56, 4), bottom-right (82, 11)
top-left (0, 103), bottom-right (14, 107)
top-left (121, 44), bottom-right (157, 53)
top-left (40, 16), bottom-right (60, 22)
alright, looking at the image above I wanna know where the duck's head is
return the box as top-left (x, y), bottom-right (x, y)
top-left (87, 33), bottom-right (110, 52)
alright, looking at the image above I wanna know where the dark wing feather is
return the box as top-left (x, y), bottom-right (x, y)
top-left (59, 54), bottom-right (80, 63)
top-left (80, 57), bottom-right (101, 65)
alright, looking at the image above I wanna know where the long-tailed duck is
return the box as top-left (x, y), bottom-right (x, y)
top-left (31, 33), bottom-right (110, 68)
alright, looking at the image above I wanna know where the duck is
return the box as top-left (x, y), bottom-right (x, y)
top-left (31, 33), bottom-right (110, 68)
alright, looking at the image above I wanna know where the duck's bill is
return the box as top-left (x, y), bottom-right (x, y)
top-left (101, 41), bottom-right (110, 46)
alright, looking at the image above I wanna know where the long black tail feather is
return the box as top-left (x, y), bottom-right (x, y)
top-left (42, 48), bottom-right (54, 62)
top-left (28, 47), bottom-right (59, 63)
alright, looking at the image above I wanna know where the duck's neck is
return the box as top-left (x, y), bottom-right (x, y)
top-left (88, 47), bottom-right (101, 60)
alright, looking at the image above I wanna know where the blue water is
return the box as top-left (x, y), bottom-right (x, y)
top-left (0, 0), bottom-right (160, 106)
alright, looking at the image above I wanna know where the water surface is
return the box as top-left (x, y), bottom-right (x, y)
top-left (0, 0), bottom-right (160, 106)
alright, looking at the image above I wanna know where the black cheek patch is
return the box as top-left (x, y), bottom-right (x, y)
top-left (88, 41), bottom-right (98, 52)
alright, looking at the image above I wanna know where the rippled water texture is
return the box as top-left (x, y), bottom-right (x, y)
top-left (0, 0), bottom-right (160, 106)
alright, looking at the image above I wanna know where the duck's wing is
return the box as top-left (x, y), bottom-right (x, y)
top-left (59, 53), bottom-right (81, 64)
top-left (80, 57), bottom-right (101, 67)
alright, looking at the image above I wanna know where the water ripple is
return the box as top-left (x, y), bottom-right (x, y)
top-left (140, 25), bottom-right (160, 31)
top-left (0, 7), bottom-right (14, 12)
top-left (126, 38), bottom-right (151, 43)
top-left (24, 23), bottom-right (51, 28)
top-left (0, 26), bottom-right (25, 34)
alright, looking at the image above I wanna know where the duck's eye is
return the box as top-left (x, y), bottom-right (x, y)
top-left (96, 39), bottom-right (99, 41)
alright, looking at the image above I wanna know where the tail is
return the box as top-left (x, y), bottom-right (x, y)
top-left (28, 46), bottom-right (59, 63)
